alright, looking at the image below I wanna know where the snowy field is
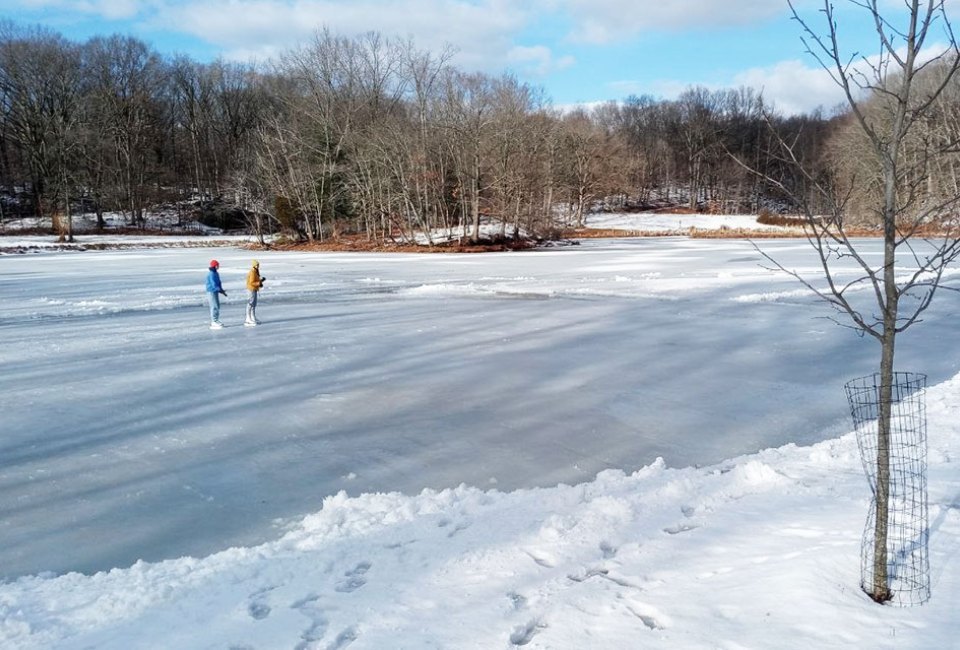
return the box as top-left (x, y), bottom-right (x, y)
top-left (583, 212), bottom-right (795, 233)
top-left (1, 235), bottom-right (959, 648)
top-left (0, 233), bottom-right (256, 251)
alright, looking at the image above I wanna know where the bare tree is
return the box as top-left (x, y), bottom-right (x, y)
top-left (88, 36), bottom-right (163, 226)
top-left (765, 0), bottom-right (960, 603)
top-left (487, 75), bottom-right (540, 237)
top-left (557, 107), bottom-right (627, 227)
top-left (0, 26), bottom-right (81, 232)
top-left (254, 89), bottom-right (319, 241)
top-left (398, 39), bottom-right (455, 240)
top-left (667, 87), bottom-right (728, 211)
top-left (442, 71), bottom-right (497, 242)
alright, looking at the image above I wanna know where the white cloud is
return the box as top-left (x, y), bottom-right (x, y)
top-left (94, 0), bottom-right (140, 19)
top-left (506, 45), bottom-right (574, 77)
top-left (13, 0), bottom-right (142, 19)
top-left (3, 0), bottom-right (577, 83)
top-left (557, 0), bottom-right (784, 44)
top-left (13, 0), bottom-right (71, 7)
top-left (152, 0), bottom-right (535, 75)
top-left (629, 38), bottom-right (956, 117)
top-left (737, 41), bottom-right (956, 115)
top-left (603, 62), bottom-right (844, 116)
top-left (629, 61), bottom-right (848, 116)
top-left (606, 79), bottom-right (654, 97)
top-left (732, 59), bottom-right (847, 115)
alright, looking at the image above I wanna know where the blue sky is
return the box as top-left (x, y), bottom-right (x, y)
top-left (3, 0), bottom-right (953, 114)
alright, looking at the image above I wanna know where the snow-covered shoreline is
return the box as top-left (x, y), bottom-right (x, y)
top-left (0, 212), bottom-right (797, 254)
top-left (0, 234), bottom-right (258, 253)
top-left (582, 212), bottom-right (797, 234)
top-left (1, 372), bottom-right (958, 649)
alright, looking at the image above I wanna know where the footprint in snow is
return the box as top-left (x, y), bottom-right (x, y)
top-left (625, 599), bottom-right (671, 631)
top-left (246, 585), bottom-right (276, 620)
top-left (567, 567), bottom-right (609, 583)
top-left (568, 567), bottom-right (639, 589)
top-left (509, 618), bottom-right (545, 646)
top-left (290, 593), bottom-right (321, 609)
top-left (438, 515), bottom-right (471, 536)
top-left (346, 561), bottom-right (372, 576)
top-left (384, 538), bottom-right (417, 550)
top-left (247, 600), bottom-right (271, 620)
top-left (524, 551), bottom-right (555, 568)
top-left (328, 625), bottom-right (359, 649)
top-left (507, 591), bottom-right (527, 611)
top-left (663, 523), bottom-right (699, 535)
top-left (294, 618), bottom-right (329, 650)
top-left (629, 609), bottom-right (664, 630)
top-left (335, 561), bottom-right (372, 593)
top-left (292, 595), bottom-right (329, 650)
top-left (447, 520), bottom-right (471, 538)
top-left (599, 541), bottom-right (617, 559)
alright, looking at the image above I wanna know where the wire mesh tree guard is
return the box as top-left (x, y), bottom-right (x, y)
top-left (845, 372), bottom-right (929, 606)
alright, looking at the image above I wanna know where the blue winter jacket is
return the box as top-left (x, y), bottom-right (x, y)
top-left (206, 268), bottom-right (223, 293)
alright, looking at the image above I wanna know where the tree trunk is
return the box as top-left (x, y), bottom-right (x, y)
top-left (871, 326), bottom-right (896, 602)
top-left (64, 168), bottom-right (73, 243)
top-left (870, 154), bottom-right (901, 602)
top-left (471, 151), bottom-right (481, 242)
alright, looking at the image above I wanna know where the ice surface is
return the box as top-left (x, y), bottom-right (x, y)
top-left (1, 237), bottom-right (958, 580)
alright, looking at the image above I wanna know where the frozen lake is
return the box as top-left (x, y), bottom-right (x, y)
top-left (1, 237), bottom-right (958, 578)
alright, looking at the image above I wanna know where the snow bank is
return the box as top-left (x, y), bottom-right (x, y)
top-left (2, 375), bottom-right (958, 649)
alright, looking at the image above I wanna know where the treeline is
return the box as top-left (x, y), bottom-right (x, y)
top-left (0, 22), bottom-right (838, 243)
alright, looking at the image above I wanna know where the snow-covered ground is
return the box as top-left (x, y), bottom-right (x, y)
top-left (0, 208), bottom-right (220, 234)
top-left (1, 235), bottom-right (958, 648)
top-left (0, 233), bottom-right (256, 250)
top-left (584, 212), bottom-right (796, 233)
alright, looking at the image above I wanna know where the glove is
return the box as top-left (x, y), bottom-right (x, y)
top-left (220, 290), bottom-right (228, 297)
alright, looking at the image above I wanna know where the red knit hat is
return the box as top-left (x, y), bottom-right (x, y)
top-left (209, 259), bottom-right (219, 268)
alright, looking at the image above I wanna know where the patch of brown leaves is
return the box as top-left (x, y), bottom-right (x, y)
top-left (257, 234), bottom-right (539, 254)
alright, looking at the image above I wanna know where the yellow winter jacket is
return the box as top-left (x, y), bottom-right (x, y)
top-left (246, 268), bottom-right (264, 291)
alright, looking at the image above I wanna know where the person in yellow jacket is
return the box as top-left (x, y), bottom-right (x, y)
top-left (245, 260), bottom-right (266, 326)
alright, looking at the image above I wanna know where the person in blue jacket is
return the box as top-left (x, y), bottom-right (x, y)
top-left (206, 259), bottom-right (227, 329)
